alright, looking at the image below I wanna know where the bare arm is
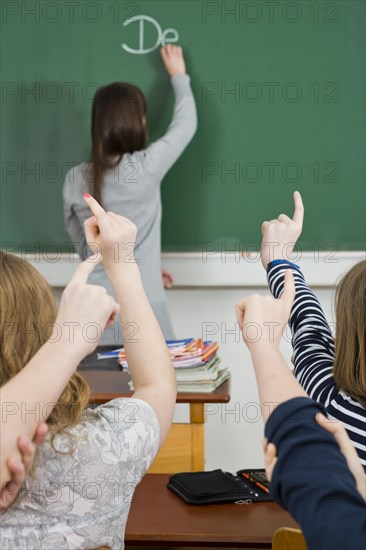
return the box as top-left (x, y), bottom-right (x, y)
top-left (236, 270), bottom-right (307, 423)
top-left (261, 192), bottom-right (337, 404)
top-left (83, 194), bottom-right (177, 446)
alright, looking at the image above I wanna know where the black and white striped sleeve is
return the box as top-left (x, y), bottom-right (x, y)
top-left (267, 259), bottom-right (337, 407)
top-left (267, 259), bottom-right (366, 470)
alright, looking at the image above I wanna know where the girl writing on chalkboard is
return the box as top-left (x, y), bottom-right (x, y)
top-left (63, 45), bottom-right (197, 344)
top-left (260, 191), bottom-right (366, 470)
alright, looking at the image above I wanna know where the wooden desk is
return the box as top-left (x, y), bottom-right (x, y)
top-left (80, 350), bottom-right (231, 474)
top-left (125, 474), bottom-right (299, 549)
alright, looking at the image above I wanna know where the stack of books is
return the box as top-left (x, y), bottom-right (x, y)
top-left (98, 339), bottom-right (229, 393)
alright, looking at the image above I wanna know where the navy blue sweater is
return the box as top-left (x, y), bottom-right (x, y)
top-left (265, 397), bottom-right (366, 550)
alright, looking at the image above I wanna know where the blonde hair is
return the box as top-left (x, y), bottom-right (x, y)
top-left (333, 260), bottom-right (366, 406)
top-left (0, 251), bottom-right (90, 438)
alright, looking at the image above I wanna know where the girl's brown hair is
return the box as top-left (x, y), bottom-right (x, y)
top-left (0, 251), bottom-right (89, 436)
top-left (89, 82), bottom-right (147, 205)
top-left (333, 260), bottom-right (366, 405)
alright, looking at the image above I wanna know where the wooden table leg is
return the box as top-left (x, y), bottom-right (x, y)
top-left (190, 403), bottom-right (205, 471)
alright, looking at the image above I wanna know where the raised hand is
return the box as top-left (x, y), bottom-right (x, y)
top-left (83, 193), bottom-right (137, 274)
top-left (0, 424), bottom-right (48, 510)
top-left (160, 45), bottom-right (186, 77)
top-left (261, 191), bottom-right (304, 269)
top-left (235, 270), bottom-right (295, 352)
top-left (56, 254), bottom-right (120, 359)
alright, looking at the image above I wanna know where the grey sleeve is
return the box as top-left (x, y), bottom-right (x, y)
top-left (143, 74), bottom-right (197, 180)
top-left (63, 171), bottom-right (88, 260)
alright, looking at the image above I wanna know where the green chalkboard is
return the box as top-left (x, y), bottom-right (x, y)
top-left (1, 0), bottom-right (365, 253)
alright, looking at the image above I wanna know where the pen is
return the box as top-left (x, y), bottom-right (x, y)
top-left (241, 472), bottom-right (270, 494)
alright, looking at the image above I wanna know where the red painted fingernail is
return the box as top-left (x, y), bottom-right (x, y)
top-left (84, 193), bottom-right (91, 198)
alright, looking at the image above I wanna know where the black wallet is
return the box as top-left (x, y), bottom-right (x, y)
top-left (167, 469), bottom-right (273, 505)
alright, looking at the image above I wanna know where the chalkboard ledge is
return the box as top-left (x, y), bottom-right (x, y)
top-left (23, 252), bottom-right (366, 288)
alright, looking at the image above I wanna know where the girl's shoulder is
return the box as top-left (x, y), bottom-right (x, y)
top-left (112, 151), bottom-right (158, 183)
top-left (124, 147), bottom-right (167, 183)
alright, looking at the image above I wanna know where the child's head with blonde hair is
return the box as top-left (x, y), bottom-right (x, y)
top-left (0, 251), bottom-right (89, 434)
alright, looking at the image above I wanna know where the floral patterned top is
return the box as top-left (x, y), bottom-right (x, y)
top-left (0, 398), bottom-right (160, 549)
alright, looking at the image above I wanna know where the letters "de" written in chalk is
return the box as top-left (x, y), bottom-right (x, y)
top-left (122, 15), bottom-right (179, 55)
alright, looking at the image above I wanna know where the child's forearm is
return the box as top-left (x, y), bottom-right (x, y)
top-left (250, 346), bottom-right (308, 423)
top-left (106, 264), bottom-right (175, 391)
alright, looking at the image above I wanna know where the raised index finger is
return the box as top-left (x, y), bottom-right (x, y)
top-left (292, 191), bottom-right (304, 227)
top-left (68, 254), bottom-right (102, 285)
top-left (83, 193), bottom-right (107, 220)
